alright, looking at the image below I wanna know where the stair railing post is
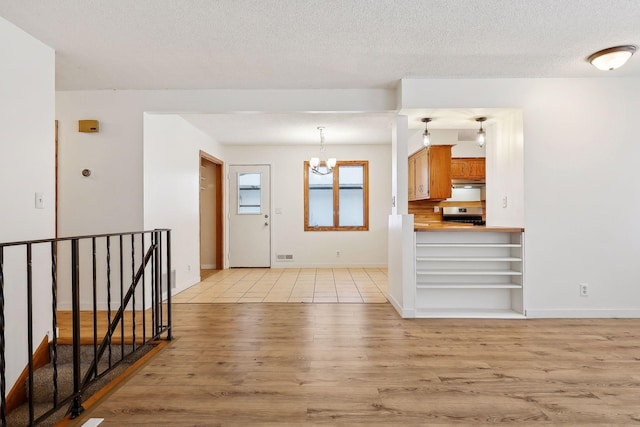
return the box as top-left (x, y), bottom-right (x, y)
top-left (154, 230), bottom-right (161, 336)
top-left (70, 239), bottom-right (84, 418)
top-left (26, 244), bottom-right (34, 424)
top-left (0, 246), bottom-right (6, 426)
top-left (51, 241), bottom-right (59, 407)
top-left (166, 230), bottom-right (173, 340)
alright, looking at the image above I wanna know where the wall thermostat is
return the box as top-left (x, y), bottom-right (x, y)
top-left (79, 120), bottom-right (99, 132)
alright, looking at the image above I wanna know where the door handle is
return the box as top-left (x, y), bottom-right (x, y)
top-left (264, 222), bottom-right (269, 226)
top-left (265, 214), bottom-right (269, 218)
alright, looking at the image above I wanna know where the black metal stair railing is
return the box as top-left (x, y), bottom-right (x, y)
top-left (0, 229), bottom-right (172, 426)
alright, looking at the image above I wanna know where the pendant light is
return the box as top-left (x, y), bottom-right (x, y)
top-left (476, 117), bottom-right (487, 148)
top-left (309, 126), bottom-right (337, 175)
top-left (421, 118), bottom-right (432, 147)
top-left (588, 45), bottom-right (636, 71)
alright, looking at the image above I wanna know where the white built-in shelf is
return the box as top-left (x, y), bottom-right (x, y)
top-left (417, 270), bottom-right (522, 276)
top-left (416, 243), bottom-right (521, 248)
top-left (415, 308), bottom-right (526, 319)
top-left (417, 283), bottom-right (522, 289)
top-left (417, 256), bottom-right (521, 262)
top-left (414, 230), bottom-right (524, 319)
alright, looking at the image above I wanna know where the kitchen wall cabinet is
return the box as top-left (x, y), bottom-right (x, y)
top-left (415, 230), bottom-right (525, 318)
top-left (408, 145), bottom-right (452, 201)
top-left (451, 157), bottom-right (485, 180)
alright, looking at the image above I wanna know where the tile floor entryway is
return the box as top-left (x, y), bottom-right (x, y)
top-left (173, 268), bottom-right (388, 304)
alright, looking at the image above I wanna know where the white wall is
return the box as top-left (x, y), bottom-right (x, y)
top-left (225, 144), bottom-right (391, 267)
top-left (400, 77), bottom-right (640, 317)
top-left (485, 110), bottom-right (524, 227)
top-left (143, 114), bottom-right (225, 293)
top-left (0, 17), bottom-right (55, 391)
top-left (56, 89), bottom-right (395, 237)
top-left (407, 129), bottom-right (487, 157)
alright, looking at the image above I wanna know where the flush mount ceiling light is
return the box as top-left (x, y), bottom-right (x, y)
top-left (309, 126), bottom-right (337, 175)
top-left (588, 45), bottom-right (637, 71)
top-left (475, 117), bottom-right (487, 148)
top-left (421, 118), bottom-right (432, 147)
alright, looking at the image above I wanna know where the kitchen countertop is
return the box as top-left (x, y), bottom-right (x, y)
top-left (414, 221), bottom-right (524, 233)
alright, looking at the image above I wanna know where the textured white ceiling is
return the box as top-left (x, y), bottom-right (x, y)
top-left (2, 1), bottom-right (638, 145)
top-left (180, 112), bottom-right (397, 145)
top-left (1, 0), bottom-right (639, 91)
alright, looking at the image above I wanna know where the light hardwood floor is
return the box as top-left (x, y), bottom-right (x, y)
top-left (72, 303), bottom-right (640, 426)
top-left (174, 268), bottom-right (388, 304)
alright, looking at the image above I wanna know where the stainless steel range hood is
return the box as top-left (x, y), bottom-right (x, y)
top-left (451, 179), bottom-right (485, 188)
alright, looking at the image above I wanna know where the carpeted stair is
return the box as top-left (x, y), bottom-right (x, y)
top-left (6, 343), bottom-right (152, 426)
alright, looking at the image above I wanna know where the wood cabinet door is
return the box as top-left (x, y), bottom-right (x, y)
top-left (468, 159), bottom-right (486, 179)
top-left (451, 157), bottom-right (485, 180)
top-left (451, 158), bottom-right (466, 179)
top-left (429, 146), bottom-right (452, 199)
top-left (414, 149), bottom-right (430, 198)
top-left (408, 155), bottom-right (416, 200)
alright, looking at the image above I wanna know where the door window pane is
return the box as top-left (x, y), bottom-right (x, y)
top-left (338, 165), bottom-right (364, 226)
top-left (238, 173), bottom-right (261, 214)
top-left (307, 167), bottom-right (333, 226)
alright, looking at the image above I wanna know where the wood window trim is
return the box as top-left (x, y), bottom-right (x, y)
top-left (304, 160), bottom-right (369, 231)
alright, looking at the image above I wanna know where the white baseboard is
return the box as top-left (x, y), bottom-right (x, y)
top-left (526, 308), bottom-right (640, 318)
top-left (269, 263), bottom-right (388, 269)
top-left (387, 294), bottom-right (415, 318)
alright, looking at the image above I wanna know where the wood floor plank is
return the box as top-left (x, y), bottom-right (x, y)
top-left (71, 303), bottom-right (640, 426)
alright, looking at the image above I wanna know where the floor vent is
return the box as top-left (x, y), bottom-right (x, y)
top-left (276, 254), bottom-right (294, 262)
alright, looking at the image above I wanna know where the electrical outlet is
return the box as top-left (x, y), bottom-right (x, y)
top-left (336, 250), bottom-right (340, 257)
top-left (502, 196), bottom-right (508, 208)
top-left (580, 283), bottom-right (589, 297)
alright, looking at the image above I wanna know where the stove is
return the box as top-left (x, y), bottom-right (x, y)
top-left (442, 206), bottom-right (486, 226)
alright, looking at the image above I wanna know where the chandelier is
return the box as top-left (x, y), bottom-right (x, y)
top-left (309, 126), bottom-right (336, 175)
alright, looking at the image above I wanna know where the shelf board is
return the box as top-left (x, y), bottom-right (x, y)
top-left (417, 283), bottom-right (522, 289)
top-left (416, 257), bottom-right (522, 262)
top-left (414, 308), bottom-right (526, 319)
top-left (417, 270), bottom-right (522, 276)
top-left (416, 243), bottom-right (521, 248)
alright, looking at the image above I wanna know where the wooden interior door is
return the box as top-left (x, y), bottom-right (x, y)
top-left (199, 151), bottom-right (223, 272)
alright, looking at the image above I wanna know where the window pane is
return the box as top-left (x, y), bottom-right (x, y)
top-left (308, 167), bottom-right (333, 226)
top-left (238, 173), bottom-right (261, 214)
top-left (338, 165), bottom-right (364, 226)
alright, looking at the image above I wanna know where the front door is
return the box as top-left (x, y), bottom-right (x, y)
top-left (228, 165), bottom-right (271, 267)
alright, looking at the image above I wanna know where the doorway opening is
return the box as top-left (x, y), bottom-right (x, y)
top-left (199, 151), bottom-right (224, 278)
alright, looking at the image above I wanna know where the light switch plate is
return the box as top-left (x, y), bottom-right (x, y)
top-left (35, 192), bottom-right (44, 209)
